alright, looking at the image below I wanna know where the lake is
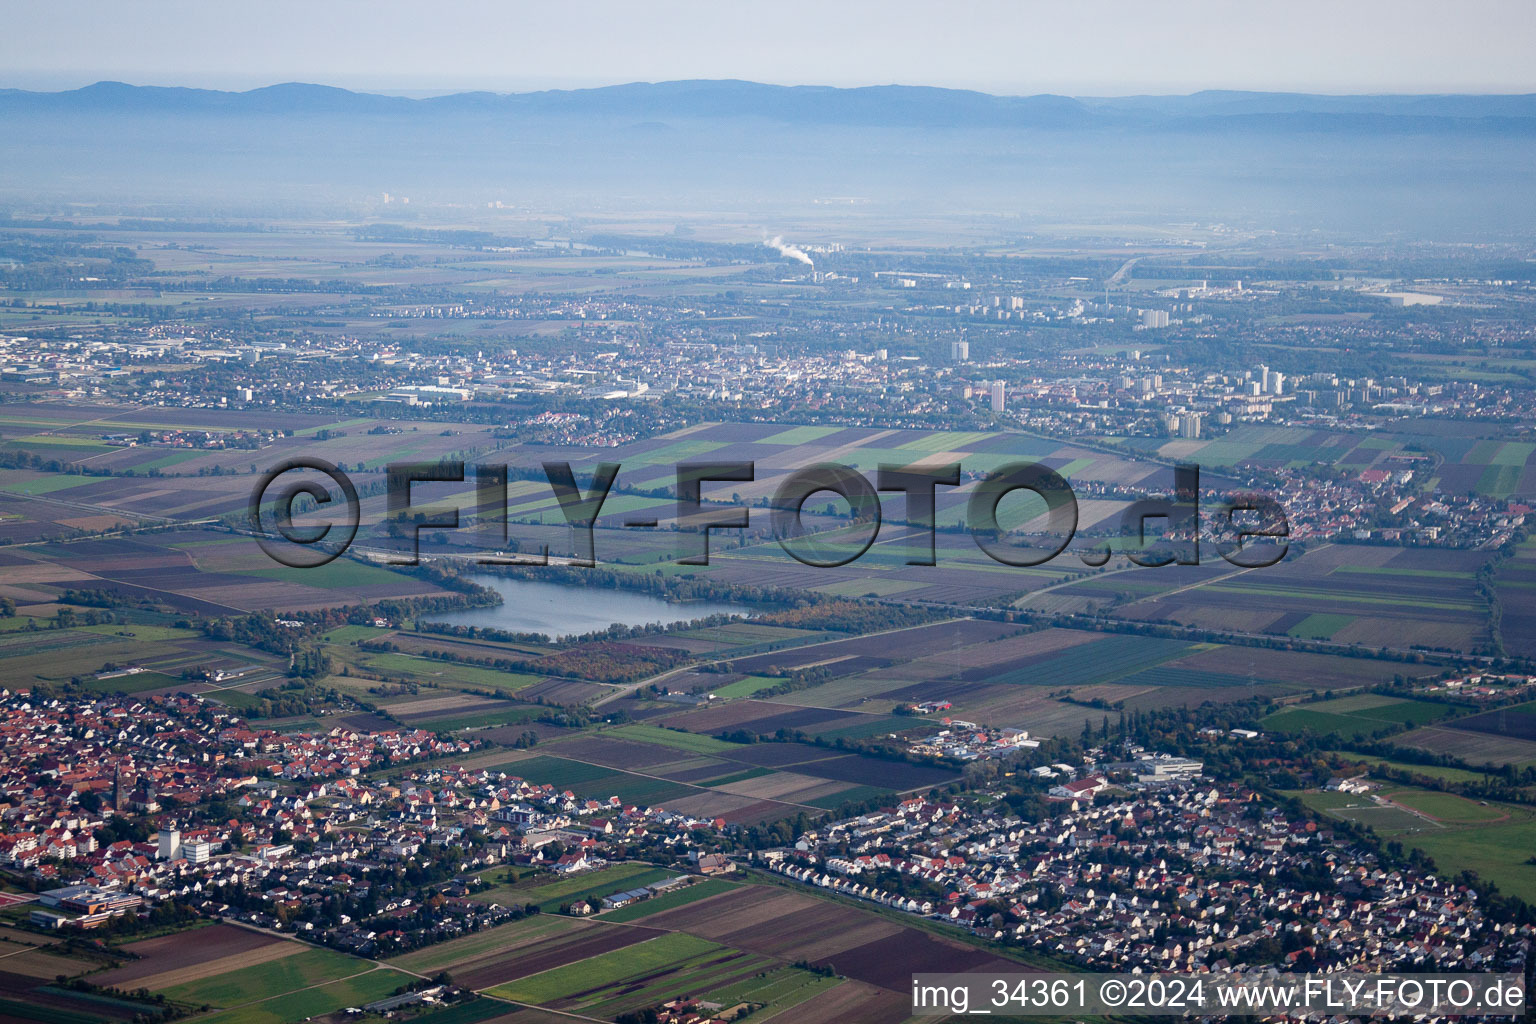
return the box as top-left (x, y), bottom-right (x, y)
top-left (423, 574), bottom-right (753, 640)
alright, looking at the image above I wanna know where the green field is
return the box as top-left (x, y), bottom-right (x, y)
top-left (982, 635), bottom-right (1193, 687)
top-left (599, 879), bottom-right (737, 922)
top-left (1295, 791), bottom-right (1431, 833)
top-left (76, 671), bottom-right (181, 695)
top-left (189, 968), bottom-right (411, 1024)
top-left (0, 474), bottom-right (106, 496)
top-left (607, 724), bottom-right (742, 754)
top-left (361, 653), bottom-right (543, 692)
top-left (1406, 810), bottom-right (1536, 904)
top-left (698, 766), bottom-right (773, 787)
top-left (242, 559), bottom-right (419, 590)
top-left (1326, 751), bottom-right (1502, 787)
top-left (1296, 787), bottom-right (1536, 905)
top-left (400, 998), bottom-right (514, 1024)
top-left (711, 675), bottom-right (789, 699)
top-left (486, 932), bottom-right (726, 1004)
top-left (160, 947), bottom-right (364, 1006)
top-left (0, 999), bottom-right (104, 1024)
top-left (1263, 697), bottom-right (1453, 738)
top-left (413, 705), bottom-right (541, 732)
top-left (322, 625), bottom-right (392, 643)
top-left (485, 753), bottom-right (696, 806)
top-left (387, 915), bottom-right (580, 974)
top-left (1287, 612), bottom-right (1355, 639)
top-left (1387, 789), bottom-right (1505, 823)
top-left (475, 862), bottom-right (672, 912)
top-left (700, 967), bottom-right (840, 1018)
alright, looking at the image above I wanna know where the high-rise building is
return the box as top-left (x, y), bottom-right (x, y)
top-left (1142, 309), bottom-right (1170, 329)
top-left (1178, 413), bottom-right (1203, 439)
top-left (989, 381), bottom-right (1006, 412)
top-left (157, 827), bottom-right (182, 862)
top-left (949, 340), bottom-right (970, 362)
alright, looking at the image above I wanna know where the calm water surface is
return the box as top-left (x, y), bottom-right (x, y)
top-left (424, 574), bottom-right (753, 640)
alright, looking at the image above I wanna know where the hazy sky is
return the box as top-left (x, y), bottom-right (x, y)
top-left (6, 0), bottom-right (1535, 96)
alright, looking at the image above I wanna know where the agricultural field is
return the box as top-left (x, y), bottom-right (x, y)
top-left (185, 968), bottom-right (412, 1024)
top-left (484, 932), bottom-right (738, 1005)
top-left (355, 652), bottom-right (550, 696)
top-left (441, 877), bottom-right (1039, 1020)
top-left (1493, 536), bottom-right (1536, 659)
top-left (0, 929), bottom-right (132, 1024)
top-left (1144, 422), bottom-right (1536, 501)
top-left (1261, 694), bottom-right (1455, 739)
top-left (156, 946), bottom-right (371, 1007)
top-left (599, 879), bottom-right (739, 923)
top-left (94, 925), bottom-right (297, 992)
top-left (665, 613), bottom-right (1431, 739)
top-left (1325, 751), bottom-right (1511, 788)
top-left (473, 862), bottom-right (676, 913)
top-left (1395, 725), bottom-right (1536, 768)
top-left (1042, 543), bottom-right (1497, 655)
top-left (1445, 700), bottom-right (1536, 742)
top-left (0, 531), bottom-right (454, 617)
top-left (490, 725), bottom-right (960, 823)
top-left (386, 914), bottom-right (590, 977)
top-left (1298, 785), bottom-right (1536, 904)
top-left (1392, 699), bottom-right (1536, 767)
top-left (627, 882), bottom-right (1030, 998)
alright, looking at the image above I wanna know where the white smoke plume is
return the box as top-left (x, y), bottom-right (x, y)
top-left (765, 235), bottom-right (814, 269)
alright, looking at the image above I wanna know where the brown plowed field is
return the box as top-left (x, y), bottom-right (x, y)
top-left (779, 979), bottom-right (910, 1024)
top-left (96, 924), bottom-right (285, 986)
top-left (640, 884), bottom-right (1033, 993)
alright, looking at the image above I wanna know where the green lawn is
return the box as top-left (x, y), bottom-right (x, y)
top-left (1407, 810), bottom-right (1536, 904)
top-left (1387, 789), bottom-right (1505, 823)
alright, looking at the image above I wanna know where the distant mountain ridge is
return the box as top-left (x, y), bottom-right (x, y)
top-left (5, 78), bottom-right (1535, 238)
top-left (3, 79), bottom-right (1535, 129)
